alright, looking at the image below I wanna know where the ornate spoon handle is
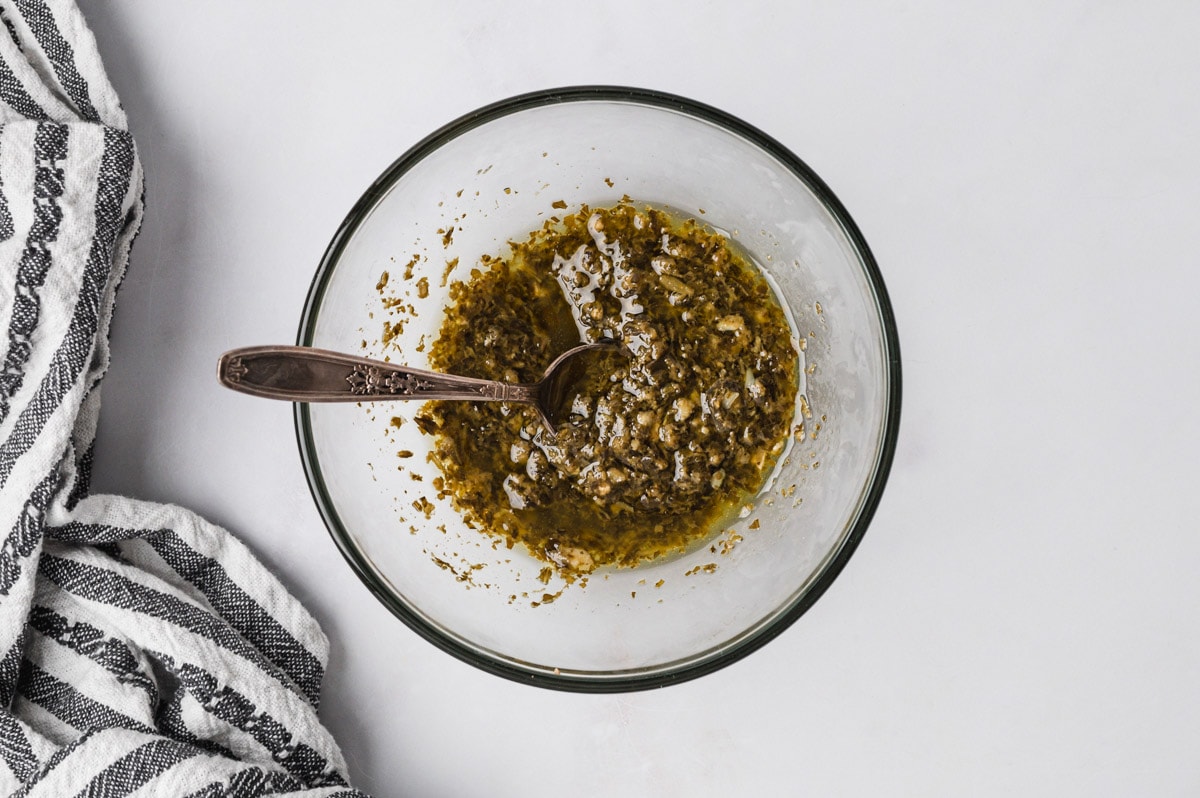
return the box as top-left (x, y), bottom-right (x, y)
top-left (217, 346), bottom-right (538, 404)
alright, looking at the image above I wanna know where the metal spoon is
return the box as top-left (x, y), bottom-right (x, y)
top-left (216, 342), bottom-right (623, 432)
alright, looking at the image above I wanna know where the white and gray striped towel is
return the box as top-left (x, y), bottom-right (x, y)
top-left (0, 3), bottom-right (368, 795)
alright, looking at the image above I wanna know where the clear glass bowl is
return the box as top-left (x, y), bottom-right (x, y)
top-left (296, 87), bottom-right (901, 691)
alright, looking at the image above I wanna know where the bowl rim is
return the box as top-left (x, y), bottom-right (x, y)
top-left (294, 85), bottom-right (902, 693)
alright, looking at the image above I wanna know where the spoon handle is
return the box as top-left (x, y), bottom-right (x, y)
top-left (217, 346), bottom-right (537, 404)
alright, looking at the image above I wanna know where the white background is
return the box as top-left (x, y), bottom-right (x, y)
top-left (79, 2), bottom-right (1200, 795)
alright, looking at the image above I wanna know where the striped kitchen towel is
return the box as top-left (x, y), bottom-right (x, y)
top-left (0, 2), bottom-right (368, 795)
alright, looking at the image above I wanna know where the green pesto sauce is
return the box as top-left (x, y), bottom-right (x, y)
top-left (416, 202), bottom-right (798, 575)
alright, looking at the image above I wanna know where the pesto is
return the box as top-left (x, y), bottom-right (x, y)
top-left (416, 202), bottom-right (798, 574)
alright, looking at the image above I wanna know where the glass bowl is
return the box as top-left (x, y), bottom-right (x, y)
top-left (296, 86), bottom-right (901, 692)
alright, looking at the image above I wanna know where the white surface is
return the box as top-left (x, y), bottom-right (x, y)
top-left (80, 2), bottom-right (1200, 795)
